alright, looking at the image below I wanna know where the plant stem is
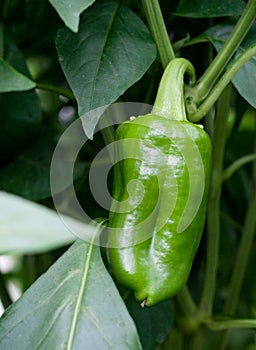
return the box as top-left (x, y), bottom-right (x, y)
top-left (224, 120), bottom-right (256, 316)
top-left (176, 285), bottom-right (198, 316)
top-left (36, 82), bottom-right (75, 101)
top-left (199, 85), bottom-right (231, 318)
top-left (160, 327), bottom-right (184, 350)
top-left (207, 318), bottom-right (256, 331)
top-left (189, 327), bottom-right (206, 350)
top-left (142, 0), bottom-right (175, 68)
top-left (188, 44), bottom-right (256, 122)
top-left (195, 0), bottom-right (256, 102)
top-left (98, 113), bottom-right (116, 162)
top-left (175, 286), bottom-right (203, 335)
top-left (216, 115), bottom-right (256, 350)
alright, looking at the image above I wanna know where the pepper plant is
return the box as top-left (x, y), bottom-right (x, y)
top-left (0, 0), bottom-right (256, 349)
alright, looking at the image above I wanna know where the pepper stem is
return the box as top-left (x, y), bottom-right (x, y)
top-left (152, 58), bottom-right (196, 121)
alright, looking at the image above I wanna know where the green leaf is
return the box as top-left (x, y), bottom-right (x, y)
top-left (0, 58), bottom-right (35, 92)
top-left (1, 31), bottom-right (35, 91)
top-left (200, 22), bottom-right (256, 109)
top-left (48, 0), bottom-right (96, 32)
top-left (0, 192), bottom-right (77, 254)
top-left (0, 33), bottom-right (42, 163)
top-left (56, 0), bottom-right (156, 138)
top-left (0, 127), bottom-right (85, 201)
top-left (126, 294), bottom-right (173, 349)
top-left (174, 0), bottom-right (245, 18)
top-left (0, 91), bottom-right (43, 163)
top-left (0, 239), bottom-right (142, 350)
top-left (3, 32), bottom-right (32, 76)
top-left (200, 23), bottom-right (237, 50)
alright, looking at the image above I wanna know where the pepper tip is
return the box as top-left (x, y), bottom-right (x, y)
top-left (140, 299), bottom-right (147, 308)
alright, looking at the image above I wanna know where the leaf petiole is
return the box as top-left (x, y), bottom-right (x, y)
top-left (223, 153), bottom-right (256, 181)
top-left (195, 0), bottom-right (256, 102)
top-left (188, 44), bottom-right (256, 122)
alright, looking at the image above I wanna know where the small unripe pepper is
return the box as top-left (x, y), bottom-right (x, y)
top-left (108, 58), bottom-right (212, 306)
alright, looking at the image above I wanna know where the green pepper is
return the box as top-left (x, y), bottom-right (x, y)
top-left (108, 58), bottom-right (211, 307)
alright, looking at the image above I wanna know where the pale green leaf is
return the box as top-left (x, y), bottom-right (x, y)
top-left (0, 239), bottom-right (142, 350)
top-left (0, 58), bottom-right (36, 92)
top-left (48, 0), bottom-right (96, 32)
top-left (0, 192), bottom-right (78, 254)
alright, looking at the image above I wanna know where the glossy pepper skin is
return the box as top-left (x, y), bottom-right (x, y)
top-left (108, 59), bottom-right (212, 306)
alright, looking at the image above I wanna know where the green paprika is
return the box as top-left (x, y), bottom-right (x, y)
top-left (108, 58), bottom-right (211, 307)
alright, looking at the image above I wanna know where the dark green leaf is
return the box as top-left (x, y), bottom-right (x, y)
top-left (48, 0), bottom-right (96, 32)
top-left (3, 30), bottom-right (35, 78)
top-left (231, 27), bottom-right (256, 110)
top-left (0, 239), bottom-right (142, 349)
top-left (0, 33), bottom-right (42, 163)
top-left (0, 127), bottom-right (85, 201)
top-left (0, 91), bottom-right (42, 163)
top-left (0, 28), bottom-right (36, 92)
top-left (200, 23), bottom-right (236, 50)
top-left (126, 294), bottom-right (173, 350)
top-left (56, 0), bottom-right (156, 138)
top-left (0, 59), bottom-right (35, 92)
top-left (174, 0), bottom-right (245, 18)
top-left (200, 22), bottom-right (256, 109)
top-left (0, 192), bottom-right (76, 254)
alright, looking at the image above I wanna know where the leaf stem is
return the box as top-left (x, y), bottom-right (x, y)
top-left (36, 82), bottom-right (75, 101)
top-left (195, 0), bottom-right (256, 102)
top-left (220, 212), bottom-right (242, 233)
top-left (142, 0), bottom-right (175, 68)
top-left (199, 85), bottom-right (231, 317)
top-left (223, 153), bottom-right (256, 181)
top-left (189, 44), bottom-right (256, 122)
